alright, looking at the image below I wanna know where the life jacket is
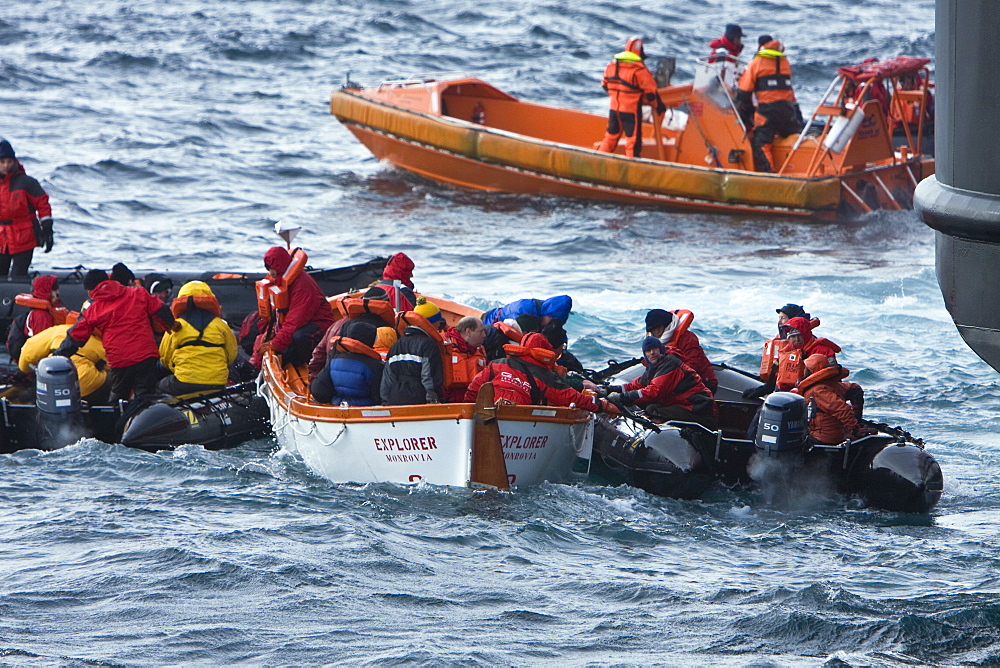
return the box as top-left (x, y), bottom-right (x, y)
top-left (170, 294), bottom-right (222, 319)
top-left (494, 320), bottom-right (523, 343)
top-left (14, 293), bottom-right (68, 326)
top-left (329, 295), bottom-right (395, 326)
top-left (775, 348), bottom-right (805, 390)
top-left (396, 310), bottom-right (484, 391)
top-left (255, 247), bottom-right (307, 324)
top-left (501, 342), bottom-right (558, 368)
top-left (328, 335), bottom-right (382, 361)
top-left (759, 338), bottom-right (780, 381)
top-left (665, 309), bottom-right (693, 346)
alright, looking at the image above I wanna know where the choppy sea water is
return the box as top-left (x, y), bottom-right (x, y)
top-left (5, 1), bottom-right (1000, 665)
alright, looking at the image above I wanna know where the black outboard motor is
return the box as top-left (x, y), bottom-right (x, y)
top-left (753, 392), bottom-right (808, 457)
top-left (750, 392), bottom-right (810, 505)
top-left (35, 356), bottom-right (85, 450)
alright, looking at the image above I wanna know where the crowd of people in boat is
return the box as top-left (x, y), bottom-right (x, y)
top-left (595, 25), bottom-right (930, 173)
top-left (243, 247), bottom-right (870, 447)
top-left (5, 243), bottom-right (869, 447)
top-left (7, 264), bottom-right (236, 405)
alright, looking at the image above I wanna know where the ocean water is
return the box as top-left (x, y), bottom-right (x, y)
top-left (5, 1), bottom-right (1000, 665)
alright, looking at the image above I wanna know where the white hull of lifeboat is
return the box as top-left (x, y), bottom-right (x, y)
top-left (258, 358), bottom-right (593, 488)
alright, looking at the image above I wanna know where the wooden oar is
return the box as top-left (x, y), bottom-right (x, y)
top-left (470, 381), bottom-right (510, 491)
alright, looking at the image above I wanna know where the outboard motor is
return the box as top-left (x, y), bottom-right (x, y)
top-left (35, 356), bottom-right (85, 450)
top-left (753, 392), bottom-right (808, 457)
top-left (750, 392), bottom-right (810, 505)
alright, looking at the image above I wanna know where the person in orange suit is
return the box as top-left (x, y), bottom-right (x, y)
top-left (597, 37), bottom-right (666, 158)
top-left (736, 39), bottom-right (804, 172)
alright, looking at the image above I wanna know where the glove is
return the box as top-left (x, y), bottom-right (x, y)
top-left (742, 384), bottom-right (770, 400)
top-left (94, 359), bottom-right (107, 371)
top-left (39, 218), bottom-right (54, 253)
top-left (606, 392), bottom-right (623, 405)
top-left (600, 399), bottom-right (621, 418)
top-left (171, 320), bottom-right (183, 333)
top-left (854, 427), bottom-right (879, 438)
top-left (656, 97), bottom-right (667, 115)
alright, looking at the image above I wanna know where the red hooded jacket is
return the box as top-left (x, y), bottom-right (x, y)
top-left (780, 316), bottom-right (841, 360)
top-left (0, 161), bottom-right (52, 255)
top-left (464, 333), bottom-right (605, 412)
top-left (263, 246), bottom-right (335, 354)
top-left (25, 274), bottom-right (60, 337)
top-left (67, 280), bottom-right (173, 368)
top-left (796, 365), bottom-right (859, 443)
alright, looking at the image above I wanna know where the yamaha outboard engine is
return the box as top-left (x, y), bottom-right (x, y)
top-left (750, 392), bottom-right (810, 505)
top-left (754, 392), bottom-right (808, 456)
top-left (35, 356), bottom-right (85, 450)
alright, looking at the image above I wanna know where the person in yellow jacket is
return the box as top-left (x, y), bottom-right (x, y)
top-left (18, 323), bottom-right (110, 403)
top-left (158, 281), bottom-right (237, 397)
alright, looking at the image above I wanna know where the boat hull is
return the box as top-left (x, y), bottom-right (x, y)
top-left (259, 350), bottom-right (592, 489)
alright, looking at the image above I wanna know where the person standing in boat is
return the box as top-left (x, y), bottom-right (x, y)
top-left (597, 37), bottom-right (667, 158)
top-left (644, 309), bottom-right (718, 394)
top-left (604, 337), bottom-right (717, 429)
top-left (157, 281), bottom-right (238, 397)
top-left (0, 138), bottom-right (54, 276)
top-left (464, 332), bottom-right (620, 417)
top-left (252, 246), bottom-right (336, 368)
top-left (56, 268), bottom-right (177, 402)
top-left (736, 39), bottom-right (804, 172)
top-left (363, 252), bottom-right (417, 311)
top-left (707, 23), bottom-right (744, 64)
top-left (310, 320), bottom-right (383, 406)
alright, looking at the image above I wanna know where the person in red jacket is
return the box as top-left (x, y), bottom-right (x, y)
top-left (57, 268), bottom-right (176, 402)
top-left (596, 37), bottom-right (666, 158)
top-left (464, 333), bottom-right (619, 416)
top-left (6, 274), bottom-right (62, 362)
top-left (605, 337), bottom-right (718, 429)
top-left (363, 252), bottom-right (417, 311)
top-left (253, 246), bottom-right (336, 368)
top-left (0, 139), bottom-right (54, 276)
top-left (644, 309), bottom-right (718, 394)
top-left (707, 23), bottom-right (744, 64)
top-left (795, 354), bottom-right (865, 444)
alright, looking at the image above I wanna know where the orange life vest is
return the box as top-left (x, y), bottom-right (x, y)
top-left (759, 337), bottom-right (780, 381)
top-left (14, 293), bottom-right (68, 326)
top-left (666, 309), bottom-right (693, 346)
top-left (397, 310), bottom-right (484, 390)
top-left (494, 320), bottom-right (523, 343)
top-left (327, 334), bottom-right (382, 362)
top-left (255, 248), bottom-right (307, 324)
top-left (775, 349), bottom-right (805, 390)
top-left (170, 294), bottom-right (222, 319)
top-left (501, 342), bottom-right (558, 368)
top-left (329, 295), bottom-right (395, 326)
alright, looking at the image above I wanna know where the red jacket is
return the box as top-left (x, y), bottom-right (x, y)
top-left (26, 274), bottom-right (60, 337)
top-left (672, 330), bottom-right (718, 393)
top-left (263, 248), bottom-right (336, 354)
top-left (707, 36), bottom-right (743, 63)
top-left (0, 161), bottom-right (51, 255)
top-left (67, 280), bottom-right (174, 368)
top-left (796, 366), bottom-right (859, 444)
top-left (464, 339), bottom-right (602, 411)
top-left (622, 349), bottom-right (716, 416)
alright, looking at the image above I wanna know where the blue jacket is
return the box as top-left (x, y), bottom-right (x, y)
top-left (482, 295), bottom-right (572, 326)
top-left (309, 343), bottom-right (383, 406)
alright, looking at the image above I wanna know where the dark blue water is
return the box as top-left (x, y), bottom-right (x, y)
top-left (5, 1), bottom-right (1000, 665)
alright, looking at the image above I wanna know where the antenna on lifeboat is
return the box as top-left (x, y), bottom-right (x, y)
top-left (274, 220), bottom-right (301, 250)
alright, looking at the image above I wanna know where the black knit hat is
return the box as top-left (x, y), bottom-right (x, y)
top-left (775, 303), bottom-right (807, 319)
top-left (758, 34), bottom-right (773, 47)
top-left (644, 308), bottom-right (674, 331)
top-left (143, 272), bottom-right (173, 295)
top-left (83, 269), bottom-right (109, 291)
top-left (515, 313), bottom-right (541, 334)
top-left (0, 139), bottom-right (14, 160)
top-left (110, 262), bottom-right (135, 286)
top-left (725, 24), bottom-right (744, 41)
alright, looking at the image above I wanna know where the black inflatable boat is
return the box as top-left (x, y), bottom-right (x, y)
top-left (589, 363), bottom-right (944, 513)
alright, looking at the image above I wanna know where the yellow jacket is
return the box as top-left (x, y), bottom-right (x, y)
top-left (158, 281), bottom-right (237, 385)
top-left (18, 323), bottom-right (108, 398)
